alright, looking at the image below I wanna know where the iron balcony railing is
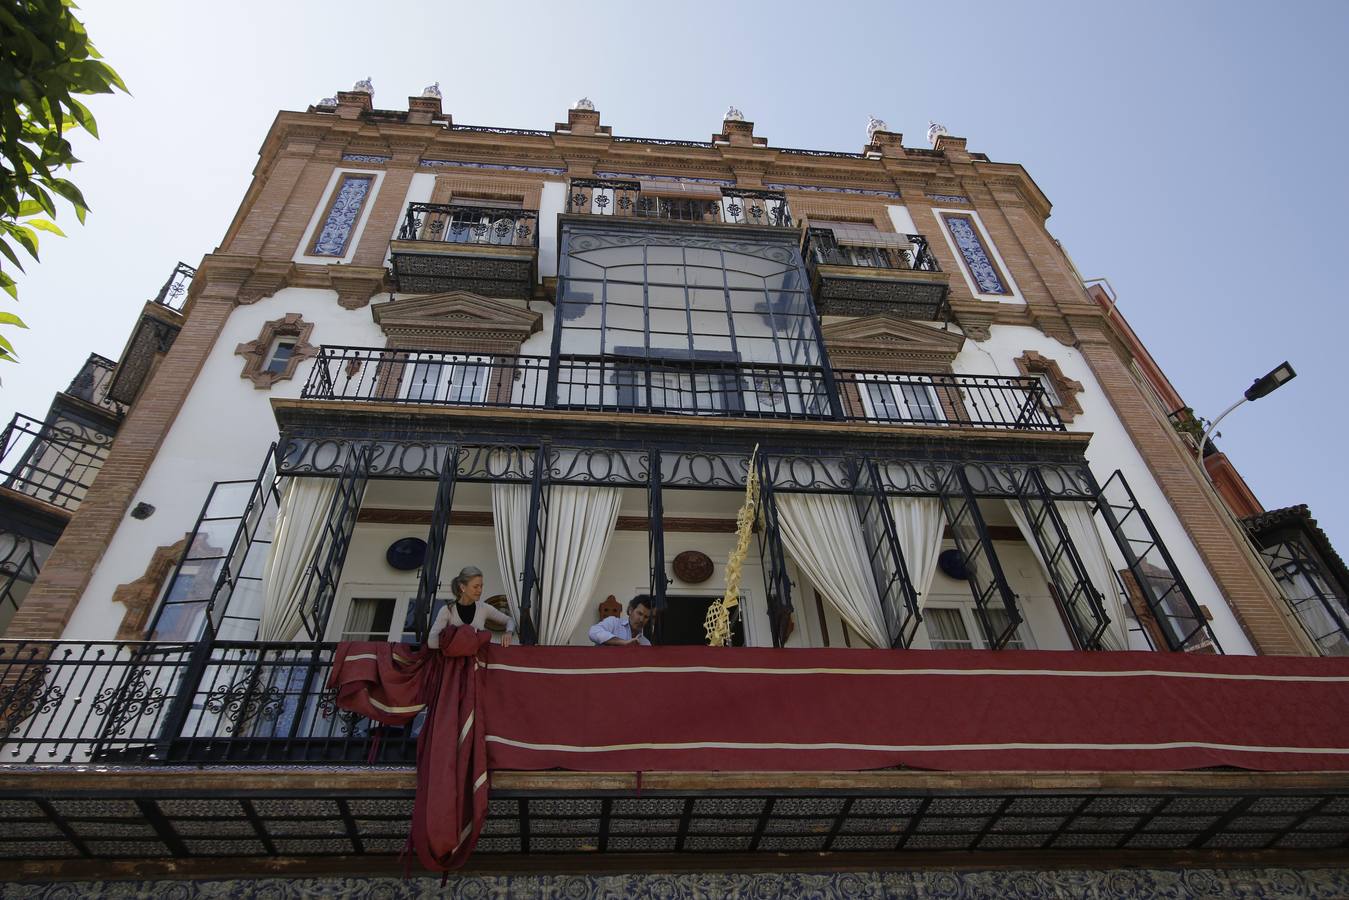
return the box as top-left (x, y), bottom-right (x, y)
top-left (803, 226), bottom-right (941, 272)
top-left (396, 202), bottom-right (539, 248)
top-left (64, 352), bottom-right (127, 417)
top-left (0, 640), bottom-right (415, 766)
top-left (0, 412), bottom-right (115, 510)
top-left (302, 346), bottom-right (1065, 431)
top-left (152, 261), bottom-right (196, 312)
top-left (566, 178), bottom-right (793, 228)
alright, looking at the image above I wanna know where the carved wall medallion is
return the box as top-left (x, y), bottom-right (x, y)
top-left (234, 313), bottom-right (319, 389)
top-left (672, 550), bottom-right (714, 584)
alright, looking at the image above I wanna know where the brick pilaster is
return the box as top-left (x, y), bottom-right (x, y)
top-left (1073, 325), bottom-right (1314, 655)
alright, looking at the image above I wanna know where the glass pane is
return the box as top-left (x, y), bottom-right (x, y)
top-left (925, 608), bottom-right (973, 649)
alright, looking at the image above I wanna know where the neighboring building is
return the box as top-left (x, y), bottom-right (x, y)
top-left (1, 86), bottom-right (1345, 893)
top-left (0, 264), bottom-right (192, 637)
top-left (1086, 281), bottom-right (1349, 657)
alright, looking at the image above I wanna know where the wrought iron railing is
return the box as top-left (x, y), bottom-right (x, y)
top-left (396, 202), bottom-right (539, 248)
top-left (803, 226), bottom-right (941, 273)
top-left (0, 640), bottom-right (415, 766)
top-left (64, 352), bottom-right (126, 417)
top-left (565, 179), bottom-right (793, 228)
top-left (302, 346), bottom-right (1065, 431)
top-left (152, 261), bottom-right (196, 312)
top-left (0, 412), bottom-right (115, 510)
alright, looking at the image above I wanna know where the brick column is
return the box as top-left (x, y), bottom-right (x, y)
top-left (258, 143), bottom-right (345, 259)
top-left (350, 150), bottom-right (421, 268)
top-left (8, 258), bottom-right (255, 639)
top-left (1073, 325), bottom-right (1314, 655)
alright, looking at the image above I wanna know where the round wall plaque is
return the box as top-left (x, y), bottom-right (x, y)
top-left (385, 537), bottom-right (427, 571)
top-left (672, 550), bottom-right (714, 584)
top-left (937, 548), bottom-right (972, 581)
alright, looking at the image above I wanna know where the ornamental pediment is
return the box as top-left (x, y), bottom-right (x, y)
top-left (371, 290), bottom-right (542, 342)
top-left (821, 314), bottom-right (965, 363)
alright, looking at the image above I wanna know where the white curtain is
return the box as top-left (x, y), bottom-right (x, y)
top-left (492, 482), bottom-right (621, 644)
top-left (1005, 500), bottom-right (1129, 650)
top-left (259, 477), bottom-right (339, 642)
top-left (776, 492), bottom-right (888, 648)
top-left (887, 497), bottom-right (945, 609)
top-left (491, 482), bottom-right (531, 622)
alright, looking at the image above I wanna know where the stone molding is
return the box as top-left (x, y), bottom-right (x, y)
top-left (235, 313), bottom-right (318, 389)
top-left (371, 290), bottom-right (541, 352)
top-left (1014, 349), bottom-right (1085, 423)
top-left (821, 314), bottom-right (965, 368)
top-left (112, 535), bottom-right (188, 640)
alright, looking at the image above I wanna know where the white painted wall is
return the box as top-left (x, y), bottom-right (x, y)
top-left (62, 288), bottom-right (389, 639)
top-left (952, 325), bottom-right (1256, 654)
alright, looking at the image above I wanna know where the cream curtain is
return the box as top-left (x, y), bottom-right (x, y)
top-left (259, 477), bottom-right (340, 642)
top-left (1005, 499), bottom-right (1129, 650)
top-left (887, 497), bottom-right (945, 609)
top-left (492, 482), bottom-right (622, 644)
top-left (490, 482), bottom-right (531, 622)
top-left (776, 492), bottom-right (888, 648)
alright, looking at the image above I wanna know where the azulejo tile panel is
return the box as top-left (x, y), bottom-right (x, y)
top-left (312, 175), bottom-right (373, 257)
top-left (943, 213), bottom-right (1008, 295)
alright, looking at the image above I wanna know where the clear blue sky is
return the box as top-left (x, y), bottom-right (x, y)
top-left (4, 0), bottom-right (1347, 551)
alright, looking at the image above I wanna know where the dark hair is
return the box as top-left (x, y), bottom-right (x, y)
top-left (628, 594), bottom-right (653, 613)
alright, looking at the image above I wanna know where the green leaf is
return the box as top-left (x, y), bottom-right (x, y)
top-left (0, 311), bottom-right (28, 328)
top-left (26, 217), bottom-right (63, 237)
top-left (65, 95), bottom-right (96, 137)
top-left (0, 270), bottom-right (17, 300)
top-left (9, 225), bottom-right (38, 260)
top-left (0, 237), bottom-right (27, 271)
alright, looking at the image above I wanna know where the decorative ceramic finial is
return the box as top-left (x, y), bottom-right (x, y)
top-left (421, 82), bottom-right (441, 99)
top-left (927, 121), bottom-right (949, 145)
top-left (866, 115), bottom-right (888, 140)
top-left (572, 96), bottom-right (595, 111)
top-left (724, 105), bottom-right (744, 122)
top-left (318, 96), bottom-right (337, 107)
top-left (352, 76), bottom-right (374, 94)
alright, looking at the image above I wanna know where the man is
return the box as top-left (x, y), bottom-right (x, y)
top-left (589, 595), bottom-right (654, 646)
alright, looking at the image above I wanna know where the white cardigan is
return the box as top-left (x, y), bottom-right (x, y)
top-left (427, 601), bottom-right (516, 648)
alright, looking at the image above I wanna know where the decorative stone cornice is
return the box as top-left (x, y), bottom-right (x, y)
top-left (821, 314), bottom-right (965, 366)
top-left (371, 290), bottom-right (542, 348)
top-left (236, 260), bottom-right (296, 305)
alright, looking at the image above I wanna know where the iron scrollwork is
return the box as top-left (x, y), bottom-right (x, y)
top-left (91, 666), bottom-right (169, 737)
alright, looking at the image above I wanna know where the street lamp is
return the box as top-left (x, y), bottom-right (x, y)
top-left (1196, 362), bottom-right (1297, 468)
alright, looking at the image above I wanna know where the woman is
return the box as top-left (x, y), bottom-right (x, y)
top-left (427, 565), bottom-right (516, 648)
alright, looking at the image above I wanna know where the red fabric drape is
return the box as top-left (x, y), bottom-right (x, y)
top-left (329, 625), bottom-right (490, 871)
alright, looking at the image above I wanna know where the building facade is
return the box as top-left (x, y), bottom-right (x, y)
top-left (2, 86), bottom-right (1347, 890)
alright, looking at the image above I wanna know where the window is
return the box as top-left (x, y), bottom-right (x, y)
top-left (265, 339), bottom-right (297, 375)
top-left (336, 594), bottom-right (420, 643)
top-left (925, 607), bottom-right (973, 649)
top-left (924, 605), bottom-right (1031, 650)
top-left (1036, 372), bottom-right (1061, 407)
top-left (860, 374), bottom-right (944, 424)
top-left (310, 174), bottom-right (374, 257)
top-left (400, 353), bottom-right (491, 404)
top-left (652, 595), bottom-right (745, 646)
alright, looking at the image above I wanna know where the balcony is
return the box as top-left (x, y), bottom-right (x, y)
top-left (803, 226), bottom-right (950, 321)
top-left (0, 412), bottom-right (114, 513)
top-left (300, 346), bottom-right (1065, 432)
top-left (565, 179), bottom-right (793, 228)
top-left (4, 637), bottom-right (1349, 871)
top-left (388, 202), bottom-right (539, 298)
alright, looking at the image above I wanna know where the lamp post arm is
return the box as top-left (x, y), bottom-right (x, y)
top-left (1196, 396), bottom-right (1247, 468)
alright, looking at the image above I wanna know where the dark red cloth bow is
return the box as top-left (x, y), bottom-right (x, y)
top-left (329, 625), bottom-right (491, 871)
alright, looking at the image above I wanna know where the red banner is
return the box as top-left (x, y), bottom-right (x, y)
top-left (478, 646), bottom-right (1349, 773)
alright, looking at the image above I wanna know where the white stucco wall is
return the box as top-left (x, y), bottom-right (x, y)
top-left (952, 325), bottom-right (1256, 654)
top-left (63, 288), bottom-right (390, 639)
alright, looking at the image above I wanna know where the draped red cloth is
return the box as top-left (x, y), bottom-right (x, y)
top-left (332, 642), bottom-right (1349, 870)
top-left (328, 625), bottom-right (490, 871)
